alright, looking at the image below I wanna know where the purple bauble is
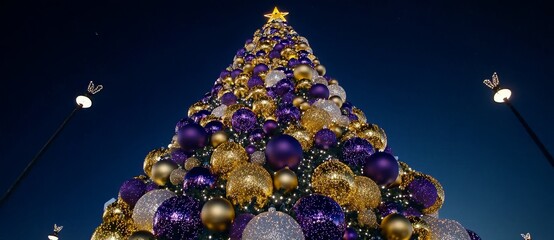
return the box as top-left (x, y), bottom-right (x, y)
top-left (276, 104), bottom-right (301, 123)
top-left (236, 48), bottom-right (246, 57)
top-left (245, 145), bottom-right (257, 154)
top-left (363, 152), bottom-right (399, 186)
top-left (247, 76), bottom-right (264, 88)
top-left (265, 134), bottom-right (303, 170)
top-left (274, 79), bottom-right (295, 96)
top-left (230, 213), bottom-right (255, 240)
top-left (170, 148), bottom-right (190, 166)
top-left (343, 227), bottom-right (358, 240)
top-left (145, 181), bottom-right (159, 192)
top-left (402, 206), bottom-right (422, 218)
top-left (119, 178), bottom-right (146, 207)
top-left (281, 92), bottom-right (295, 105)
top-left (269, 50), bottom-right (281, 59)
top-left (253, 64), bottom-right (269, 75)
top-left (362, 152), bottom-right (399, 186)
top-left (263, 120), bottom-right (279, 135)
top-left (204, 120), bottom-right (224, 135)
top-left (406, 176), bottom-right (439, 209)
top-left (245, 54), bottom-right (255, 62)
top-left (191, 110), bottom-right (210, 123)
top-left (153, 196), bottom-right (202, 240)
top-left (341, 137), bottom-right (374, 168)
top-left (287, 58), bottom-right (300, 68)
top-left (231, 69), bottom-right (242, 79)
top-left (299, 57), bottom-right (312, 65)
top-left (175, 118), bottom-right (194, 133)
top-left (292, 194), bottom-right (346, 240)
top-left (314, 129), bottom-right (337, 150)
top-left (183, 167), bottom-right (216, 190)
top-left (273, 43), bottom-right (285, 51)
top-left (466, 229), bottom-right (482, 240)
top-left (377, 201), bottom-right (402, 218)
top-left (211, 84), bottom-right (223, 96)
top-left (231, 108), bottom-right (257, 132)
top-left (177, 123), bottom-right (207, 152)
top-left (309, 83), bottom-right (330, 99)
top-left (219, 70), bottom-right (230, 79)
top-left (221, 92), bottom-right (238, 106)
top-left (248, 129), bottom-right (265, 142)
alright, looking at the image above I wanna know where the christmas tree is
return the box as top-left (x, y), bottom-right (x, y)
top-left (91, 8), bottom-right (480, 240)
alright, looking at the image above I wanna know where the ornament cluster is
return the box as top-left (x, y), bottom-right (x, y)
top-left (92, 10), bottom-right (480, 240)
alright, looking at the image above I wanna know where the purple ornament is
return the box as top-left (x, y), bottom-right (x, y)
top-left (276, 104), bottom-right (301, 123)
top-left (171, 148), bottom-right (190, 166)
top-left (183, 167), bottom-right (216, 190)
top-left (406, 176), bottom-right (439, 209)
top-left (274, 79), bottom-right (294, 96)
top-left (292, 194), bottom-right (346, 240)
top-left (204, 120), bottom-right (224, 135)
top-left (247, 76), bottom-right (264, 88)
top-left (273, 43), bottom-right (285, 51)
top-left (175, 118), bottom-right (194, 133)
top-left (401, 206), bottom-right (422, 218)
top-left (384, 145), bottom-right (394, 155)
top-left (466, 229), bottom-right (482, 240)
top-left (299, 57), bottom-right (312, 65)
top-left (211, 84), bottom-right (223, 96)
top-left (377, 201), bottom-right (402, 217)
top-left (145, 181), bottom-right (159, 192)
top-left (236, 48), bottom-right (246, 57)
top-left (298, 50), bottom-right (310, 58)
top-left (347, 113), bottom-right (359, 121)
top-left (314, 129), bottom-right (337, 150)
top-left (230, 213), bottom-right (255, 240)
top-left (309, 83), bottom-right (330, 99)
top-left (153, 196), bottom-right (202, 240)
top-left (221, 92), bottom-right (238, 105)
top-left (191, 110), bottom-right (210, 123)
top-left (245, 54), bottom-right (255, 62)
top-left (119, 179), bottom-right (146, 207)
top-left (231, 69), bottom-right (243, 79)
top-left (265, 134), bottom-right (303, 170)
top-left (248, 129), bottom-right (265, 142)
top-left (253, 64), bottom-right (269, 75)
top-left (287, 58), bottom-right (300, 68)
top-left (281, 92), bottom-right (295, 104)
top-left (256, 50), bottom-right (266, 57)
top-left (269, 50), bottom-right (281, 59)
top-left (343, 227), bottom-right (358, 240)
top-left (231, 108), bottom-right (257, 132)
top-left (177, 123), bottom-right (208, 152)
top-left (246, 145), bottom-right (257, 154)
top-left (263, 120), bottom-right (279, 135)
top-left (341, 137), bottom-right (374, 168)
top-left (219, 70), bottom-right (230, 79)
top-left (363, 152), bottom-right (399, 186)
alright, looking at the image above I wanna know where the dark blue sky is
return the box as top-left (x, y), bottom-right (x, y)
top-left (1, 0), bottom-right (553, 239)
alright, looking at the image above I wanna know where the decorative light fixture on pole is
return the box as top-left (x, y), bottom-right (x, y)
top-left (484, 72), bottom-right (554, 167)
top-left (0, 81), bottom-right (103, 207)
top-left (47, 224), bottom-right (63, 240)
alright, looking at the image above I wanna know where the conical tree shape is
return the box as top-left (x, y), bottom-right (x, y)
top-left (91, 8), bottom-right (477, 240)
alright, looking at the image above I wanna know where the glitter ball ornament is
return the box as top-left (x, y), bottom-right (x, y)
top-left (153, 196), bottom-right (202, 240)
top-left (284, 125), bottom-right (313, 150)
top-left (91, 219), bottom-right (136, 240)
top-left (409, 217), bottom-right (432, 240)
top-left (314, 128), bottom-right (337, 149)
top-left (204, 120), bottom-right (224, 135)
top-left (347, 176), bottom-right (381, 211)
top-left (252, 96), bottom-right (277, 119)
top-left (311, 159), bottom-right (355, 205)
top-left (341, 137), bottom-right (374, 168)
top-left (184, 157), bottom-right (201, 171)
top-left (421, 216), bottom-right (471, 240)
top-left (381, 213), bottom-right (414, 240)
top-left (212, 105), bottom-right (227, 118)
top-left (313, 99), bottom-right (342, 122)
top-left (230, 213), bottom-right (255, 240)
top-left (250, 150), bottom-right (266, 165)
top-left (343, 227), bottom-right (359, 240)
top-left (357, 209), bottom-right (378, 228)
top-left (170, 148), bottom-right (188, 166)
top-left (466, 229), bottom-right (482, 240)
top-left (119, 178), bottom-right (147, 207)
top-left (226, 163), bottom-right (273, 207)
top-left (201, 197), bottom-right (235, 231)
top-left (265, 70), bottom-right (287, 87)
top-left (211, 142), bottom-right (248, 178)
top-left (177, 123), bottom-right (208, 152)
top-left (328, 84), bottom-right (346, 101)
top-left (301, 106), bottom-right (332, 133)
top-left (358, 124), bottom-right (387, 152)
top-left (292, 194), bottom-right (346, 240)
top-left (363, 152), bottom-right (399, 186)
top-left (231, 108), bottom-right (257, 132)
top-left (132, 189), bottom-right (176, 232)
top-left (265, 134), bottom-right (304, 170)
top-left (103, 201), bottom-right (132, 223)
top-left (242, 208), bottom-right (305, 240)
top-left (406, 176), bottom-right (439, 209)
top-left (169, 168), bottom-right (187, 186)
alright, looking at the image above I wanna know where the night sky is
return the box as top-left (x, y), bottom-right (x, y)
top-left (1, 0), bottom-right (553, 239)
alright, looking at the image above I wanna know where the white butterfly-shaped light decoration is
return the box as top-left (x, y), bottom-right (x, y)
top-left (53, 224), bottom-right (63, 233)
top-left (483, 72), bottom-right (500, 90)
top-left (521, 233), bottom-right (531, 240)
top-left (87, 81), bottom-right (103, 95)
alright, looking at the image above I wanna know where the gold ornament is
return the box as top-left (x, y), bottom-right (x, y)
top-left (234, 87), bottom-right (249, 99)
top-left (129, 230), bottom-right (156, 240)
top-left (170, 168), bottom-right (187, 186)
top-left (243, 63), bottom-right (254, 73)
top-left (347, 176), bottom-right (381, 211)
top-left (408, 217), bottom-right (432, 240)
top-left (235, 74), bottom-right (250, 86)
top-left (299, 102), bottom-right (311, 111)
top-left (143, 148), bottom-right (168, 178)
top-left (211, 142), bottom-right (248, 178)
top-left (264, 7), bottom-right (289, 22)
top-left (328, 79), bottom-right (339, 85)
top-left (201, 197), bottom-right (236, 231)
top-left (352, 107), bottom-right (367, 123)
top-left (247, 86), bottom-right (268, 101)
top-left (358, 124), bottom-right (387, 152)
top-left (329, 124), bottom-right (344, 138)
top-left (301, 107), bottom-right (332, 133)
top-left (292, 96), bottom-right (306, 107)
top-left (200, 115), bottom-right (220, 127)
top-left (188, 102), bottom-right (208, 117)
top-left (91, 219), bottom-right (136, 240)
top-left (226, 163), bottom-right (273, 207)
top-left (284, 125), bottom-right (313, 150)
top-left (315, 64), bottom-right (326, 76)
top-left (329, 96), bottom-right (343, 107)
top-left (293, 64), bottom-right (313, 80)
top-left (102, 201), bottom-right (132, 223)
top-left (273, 167), bottom-right (298, 193)
top-left (380, 213), bottom-right (414, 240)
top-left (357, 209), bottom-right (378, 228)
top-left (151, 159), bottom-right (178, 186)
top-left (222, 104), bottom-right (245, 126)
top-left (211, 131), bottom-right (229, 148)
top-left (311, 159), bottom-right (355, 205)
top-left (252, 96), bottom-right (277, 119)
top-left (422, 174), bottom-right (444, 215)
top-left (347, 120), bottom-right (366, 132)
top-left (295, 79), bottom-right (312, 91)
top-left (184, 157), bottom-right (201, 171)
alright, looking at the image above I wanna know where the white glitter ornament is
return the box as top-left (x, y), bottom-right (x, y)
top-left (169, 168), bottom-right (187, 185)
top-left (242, 207), bottom-right (305, 240)
top-left (328, 84), bottom-right (346, 101)
top-left (250, 151), bottom-right (266, 165)
top-left (313, 76), bottom-right (328, 86)
top-left (422, 216), bottom-right (471, 240)
top-left (132, 189), bottom-right (176, 232)
top-left (265, 70), bottom-right (287, 87)
top-left (313, 99), bottom-right (342, 123)
top-left (212, 105), bottom-right (227, 118)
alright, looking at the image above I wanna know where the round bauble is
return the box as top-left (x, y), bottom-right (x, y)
top-left (363, 152), bottom-right (399, 186)
top-left (230, 213), bottom-right (255, 240)
top-left (265, 134), bottom-right (303, 170)
top-left (132, 189), bottom-right (176, 232)
top-left (183, 166), bottom-right (217, 190)
top-left (347, 176), bottom-right (381, 211)
top-left (301, 107), bottom-right (332, 133)
top-left (119, 178), bottom-right (147, 207)
top-left (232, 108), bottom-right (257, 132)
top-left (201, 197), bottom-right (235, 231)
top-left (177, 123), bottom-right (207, 151)
top-left (242, 208), bottom-right (304, 240)
top-left (381, 213), bottom-right (414, 240)
top-left (91, 219), bottom-right (136, 240)
top-left (292, 194), bottom-right (345, 240)
top-left (226, 163), bottom-right (273, 207)
top-left (151, 159), bottom-right (178, 186)
top-left (143, 148), bottom-right (168, 178)
top-left (153, 196), bottom-right (202, 240)
top-left (128, 230), bottom-right (156, 240)
top-left (273, 167), bottom-right (298, 193)
top-left (293, 64), bottom-right (313, 80)
top-left (210, 142), bottom-right (248, 178)
top-left (311, 160), bottom-right (355, 205)
top-left (210, 131), bottom-right (228, 148)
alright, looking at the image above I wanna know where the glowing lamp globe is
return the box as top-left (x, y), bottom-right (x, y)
top-left (76, 95), bottom-right (92, 108)
top-left (493, 88), bottom-right (511, 103)
top-left (47, 234), bottom-right (58, 240)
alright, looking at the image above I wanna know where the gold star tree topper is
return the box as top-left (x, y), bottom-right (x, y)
top-left (264, 7), bottom-right (289, 22)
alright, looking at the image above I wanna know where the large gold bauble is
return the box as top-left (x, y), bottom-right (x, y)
top-left (201, 197), bottom-right (236, 231)
top-left (273, 167), bottom-right (298, 193)
top-left (91, 219), bottom-right (136, 240)
top-left (292, 96), bottom-right (306, 107)
top-left (347, 176), bottom-right (381, 211)
top-left (293, 64), bottom-right (313, 80)
top-left (315, 64), bottom-right (326, 76)
top-left (358, 209), bottom-right (378, 228)
top-left (184, 157), bottom-right (201, 171)
top-left (235, 74), bottom-right (250, 86)
top-left (234, 87), bottom-right (249, 99)
top-left (329, 124), bottom-right (344, 138)
top-left (311, 159), bottom-right (355, 205)
top-left (329, 96), bottom-right (343, 107)
top-left (408, 217), bottom-right (432, 240)
top-left (188, 102), bottom-right (209, 117)
top-left (226, 163), bottom-right (273, 207)
top-left (301, 107), bottom-right (332, 133)
top-left (211, 131), bottom-right (229, 148)
top-left (381, 213), bottom-right (414, 240)
top-left (247, 86), bottom-right (268, 101)
top-left (128, 230), bottom-right (156, 240)
top-left (102, 201), bottom-right (132, 223)
top-left (151, 159), bottom-right (178, 186)
top-left (358, 124), bottom-right (387, 152)
top-left (328, 79), bottom-right (339, 85)
top-left (284, 126), bottom-right (313, 150)
top-left (143, 148), bottom-right (168, 178)
top-left (252, 96), bottom-right (276, 119)
top-left (211, 142), bottom-right (248, 178)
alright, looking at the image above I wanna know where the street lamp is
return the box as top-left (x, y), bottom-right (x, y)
top-left (47, 224), bottom-right (63, 240)
top-left (0, 81), bottom-right (103, 207)
top-left (484, 72), bottom-right (554, 167)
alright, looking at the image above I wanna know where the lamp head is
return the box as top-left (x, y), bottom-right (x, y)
top-left (483, 72), bottom-right (511, 103)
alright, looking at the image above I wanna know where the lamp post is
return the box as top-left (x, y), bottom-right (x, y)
top-left (47, 224), bottom-right (63, 240)
top-left (484, 72), bottom-right (554, 167)
top-left (0, 81), bottom-right (103, 207)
